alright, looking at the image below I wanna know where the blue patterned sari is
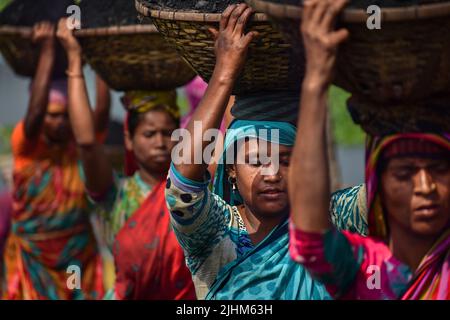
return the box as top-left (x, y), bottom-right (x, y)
top-left (206, 219), bottom-right (331, 300)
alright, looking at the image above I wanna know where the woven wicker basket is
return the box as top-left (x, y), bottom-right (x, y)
top-left (74, 24), bottom-right (196, 91)
top-left (246, 0), bottom-right (450, 105)
top-left (136, 0), bottom-right (305, 95)
top-left (0, 25), bottom-right (67, 78)
top-left (347, 95), bottom-right (450, 136)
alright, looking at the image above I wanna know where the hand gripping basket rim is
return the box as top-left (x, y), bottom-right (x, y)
top-left (135, 0), bottom-right (305, 95)
top-left (0, 25), bottom-right (67, 77)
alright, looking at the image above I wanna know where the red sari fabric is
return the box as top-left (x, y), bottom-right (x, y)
top-left (113, 180), bottom-right (196, 300)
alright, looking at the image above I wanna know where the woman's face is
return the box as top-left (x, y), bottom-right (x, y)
top-left (43, 104), bottom-right (72, 143)
top-left (380, 156), bottom-right (450, 238)
top-left (125, 110), bottom-right (178, 175)
top-left (229, 139), bottom-right (292, 218)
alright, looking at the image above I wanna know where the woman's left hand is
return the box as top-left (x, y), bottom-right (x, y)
top-left (301, 0), bottom-right (349, 89)
top-left (56, 18), bottom-right (82, 58)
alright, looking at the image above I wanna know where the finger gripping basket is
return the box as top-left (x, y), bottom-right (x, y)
top-left (136, 0), bottom-right (305, 95)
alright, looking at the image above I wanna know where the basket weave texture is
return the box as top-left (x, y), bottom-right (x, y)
top-left (0, 25), bottom-right (67, 78)
top-left (347, 95), bottom-right (450, 135)
top-left (246, 0), bottom-right (450, 134)
top-left (246, 0), bottom-right (450, 103)
top-left (136, 0), bottom-right (305, 95)
top-left (75, 25), bottom-right (196, 91)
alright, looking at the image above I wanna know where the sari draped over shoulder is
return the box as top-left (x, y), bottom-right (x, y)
top-left (366, 133), bottom-right (450, 300)
top-left (289, 133), bottom-right (450, 300)
top-left (206, 220), bottom-right (331, 300)
top-left (167, 118), bottom-right (361, 300)
top-left (3, 122), bottom-right (103, 300)
top-left (112, 181), bottom-right (196, 300)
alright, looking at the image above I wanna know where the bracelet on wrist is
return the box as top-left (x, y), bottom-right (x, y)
top-left (66, 69), bottom-right (84, 78)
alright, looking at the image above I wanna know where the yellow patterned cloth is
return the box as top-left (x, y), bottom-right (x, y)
top-left (121, 90), bottom-right (180, 120)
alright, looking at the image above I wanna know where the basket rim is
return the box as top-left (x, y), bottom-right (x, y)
top-left (0, 24), bottom-right (158, 38)
top-left (246, 0), bottom-right (450, 22)
top-left (135, 0), bottom-right (270, 21)
top-left (74, 24), bottom-right (158, 37)
top-left (0, 25), bottom-right (32, 37)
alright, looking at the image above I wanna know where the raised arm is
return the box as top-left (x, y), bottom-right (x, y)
top-left (93, 75), bottom-right (111, 136)
top-left (174, 4), bottom-right (258, 182)
top-left (56, 18), bottom-right (113, 194)
top-left (289, 0), bottom-right (349, 233)
top-left (24, 22), bottom-right (55, 139)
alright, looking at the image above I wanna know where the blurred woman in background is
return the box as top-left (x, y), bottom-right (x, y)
top-left (2, 21), bottom-right (110, 300)
top-left (57, 18), bottom-right (196, 300)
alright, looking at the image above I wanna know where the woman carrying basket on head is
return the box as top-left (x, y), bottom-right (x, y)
top-left (2, 21), bottom-right (110, 300)
top-left (165, 3), bottom-right (367, 300)
top-left (289, 0), bottom-right (450, 300)
top-left (56, 18), bottom-right (196, 300)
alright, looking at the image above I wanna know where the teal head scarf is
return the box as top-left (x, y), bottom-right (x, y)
top-left (213, 119), bottom-right (297, 206)
top-left (207, 119), bottom-right (331, 301)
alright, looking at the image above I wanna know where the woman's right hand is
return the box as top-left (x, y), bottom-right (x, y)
top-left (56, 18), bottom-right (82, 58)
top-left (209, 4), bottom-right (259, 84)
top-left (301, 0), bottom-right (349, 90)
top-left (32, 21), bottom-right (55, 49)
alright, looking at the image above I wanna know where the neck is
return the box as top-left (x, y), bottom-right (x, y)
top-left (388, 223), bottom-right (438, 272)
top-left (239, 205), bottom-right (288, 245)
top-left (137, 168), bottom-right (165, 187)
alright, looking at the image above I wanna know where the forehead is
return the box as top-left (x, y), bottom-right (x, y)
top-left (236, 138), bottom-right (292, 155)
top-left (138, 110), bottom-right (177, 129)
top-left (386, 156), bottom-right (448, 167)
top-left (47, 103), bottom-right (67, 114)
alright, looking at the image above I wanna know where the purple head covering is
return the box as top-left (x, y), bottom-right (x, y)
top-left (29, 78), bottom-right (68, 107)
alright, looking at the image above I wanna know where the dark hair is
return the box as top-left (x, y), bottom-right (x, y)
top-left (126, 105), bottom-right (180, 137)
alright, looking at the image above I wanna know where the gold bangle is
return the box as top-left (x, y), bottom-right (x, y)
top-left (66, 69), bottom-right (84, 78)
